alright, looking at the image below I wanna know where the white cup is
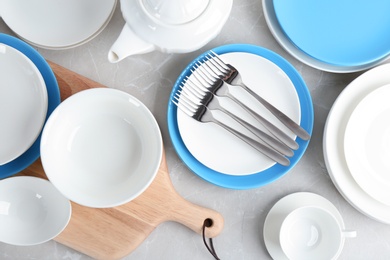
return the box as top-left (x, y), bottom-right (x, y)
top-left (279, 206), bottom-right (356, 260)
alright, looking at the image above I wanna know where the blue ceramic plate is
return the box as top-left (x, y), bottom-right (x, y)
top-left (0, 34), bottom-right (60, 179)
top-left (167, 44), bottom-right (313, 189)
top-left (273, 0), bottom-right (390, 67)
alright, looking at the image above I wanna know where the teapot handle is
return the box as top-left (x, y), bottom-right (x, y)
top-left (108, 24), bottom-right (155, 63)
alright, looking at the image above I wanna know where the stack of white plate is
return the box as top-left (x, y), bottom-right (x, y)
top-left (0, 0), bottom-right (116, 49)
top-left (324, 63), bottom-right (390, 224)
top-left (262, 0), bottom-right (390, 73)
top-left (0, 34), bottom-right (60, 179)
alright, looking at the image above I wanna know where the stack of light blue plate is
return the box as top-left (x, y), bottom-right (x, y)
top-left (263, 0), bottom-right (390, 73)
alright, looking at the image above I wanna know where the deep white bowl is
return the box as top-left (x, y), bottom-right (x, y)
top-left (40, 88), bottom-right (163, 208)
top-left (0, 176), bottom-right (71, 246)
top-left (0, 43), bottom-right (48, 165)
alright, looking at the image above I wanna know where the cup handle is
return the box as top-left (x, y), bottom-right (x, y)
top-left (342, 230), bottom-right (357, 238)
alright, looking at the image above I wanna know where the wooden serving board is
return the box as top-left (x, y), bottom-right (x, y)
top-left (20, 62), bottom-right (224, 259)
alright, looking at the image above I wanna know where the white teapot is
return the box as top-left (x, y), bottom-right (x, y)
top-left (108, 0), bottom-right (233, 63)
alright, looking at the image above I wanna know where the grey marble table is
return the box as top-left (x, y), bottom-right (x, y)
top-left (1, 1), bottom-right (390, 259)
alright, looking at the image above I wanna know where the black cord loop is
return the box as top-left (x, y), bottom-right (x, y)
top-left (202, 219), bottom-right (220, 260)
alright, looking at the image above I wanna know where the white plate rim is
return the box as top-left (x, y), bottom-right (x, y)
top-left (344, 83), bottom-right (390, 205)
top-left (0, 43), bottom-right (48, 165)
top-left (323, 63), bottom-right (390, 224)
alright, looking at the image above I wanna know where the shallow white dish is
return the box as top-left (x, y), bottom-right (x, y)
top-left (263, 192), bottom-right (345, 260)
top-left (0, 176), bottom-right (71, 246)
top-left (262, 0), bottom-right (389, 73)
top-left (177, 52), bottom-right (300, 175)
top-left (324, 63), bottom-right (390, 224)
top-left (0, 0), bottom-right (116, 49)
top-left (0, 43), bottom-right (47, 165)
top-left (41, 88), bottom-right (163, 208)
top-left (344, 84), bottom-right (390, 206)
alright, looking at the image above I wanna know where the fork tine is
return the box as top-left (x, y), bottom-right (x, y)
top-left (202, 58), bottom-right (223, 79)
top-left (196, 61), bottom-right (220, 82)
top-left (209, 51), bottom-right (230, 70)
top-left (172, 95), bottom-right (193, 117)
top-left (180, 81), bottom-right (203, 101)
top-left (175, 92), bottom-right (199, 111)
top-left (191, 64), bottom-right (215, 87)
top-left (184, 77), bottom-right (208, 95)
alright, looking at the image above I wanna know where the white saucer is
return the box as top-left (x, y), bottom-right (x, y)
top-left (0, 0), bottom-right (116, 49)
top-left (324, 63), bottom-right (390, 224)
top-left (262, 0), bottom-right (389, 73)
top-left (177, 52), bottom-right (300, 175)
top-left (0, 43), bottom-right (47, 165)
top-left (344, 84), bottom-right (390, 206)
top-left (263, 192), bottom-right (344, 260)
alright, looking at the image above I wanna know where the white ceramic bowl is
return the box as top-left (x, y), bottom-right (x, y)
top-left (0, 176), bottom-right (71, 246)
top-left (0, 43), bottom-right (48, 165)
top-left (40, 88), bottom-right (163, 208)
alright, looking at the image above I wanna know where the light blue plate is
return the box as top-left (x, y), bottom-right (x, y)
top-left (0, 34), bottom-right (60, 179)
top-left (273, 0), bottom-right (390, 67)
top-left (167, 44), bottom-right (313, 189)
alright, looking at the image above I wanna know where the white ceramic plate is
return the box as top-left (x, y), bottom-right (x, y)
top-left (0, 176), bottom-right (71, 246)
top-left (263, 192), bottom-right (345, 260)
top-left (344, 84), bottom-right (390, 206)
top-left (0, 43), bottom-right (47, 165)
top-left (41, 88), bottom-right (163, 208)
top-left (0, 0), bottom-right (116, 49)
top-left (262, 0), bottom-right (389, 73)
top-left (177, 52), bottom-right (300, 175)
top-left (324, 63), bottom-right (390, 224)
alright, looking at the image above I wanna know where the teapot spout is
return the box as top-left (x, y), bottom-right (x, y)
top-left (108, 24), bottom-right (155, 63)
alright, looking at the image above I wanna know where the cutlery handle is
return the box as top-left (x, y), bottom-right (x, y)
top-left (224, 90), bottom-right (299, 150)
top-left (242, 84), bottom-right (311, 140)
top-left (220, 108), bottom-right (293, 157)
top-left (214, 120), bottom-right (290, 166)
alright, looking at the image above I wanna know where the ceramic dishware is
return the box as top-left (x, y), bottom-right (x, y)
top-left (262, 0), bottom-right (390, 73)
top-left (344, 84), bottom-right (390, 206)
top-left (0, 0), bottom-right (116, 49)
top-left (0, 43), bottom-right (47, 165)
top-left (272, 0), bottom-right (390, 68)
top-left (168, 44), bottom-right (313, 189)
top-left (324, 63), bottom-right (390, 224)
top-left (41, 88), bottom-right (163, 208)
top-left (0, 34), bottom-right (60, 179)
top-left (279, 206), bottom-right (356, 260)
top-left (264, 192), bottom-right (351, 260)
top-left (108, 0), bottom-right (232, 62)
top-left (0, 176), bottom-right (71, 246)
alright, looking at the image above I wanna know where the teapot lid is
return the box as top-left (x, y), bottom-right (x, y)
top-left (120, 0), bottom-right (233, 53)
top-left (142, 0), bottom-right (209, 25)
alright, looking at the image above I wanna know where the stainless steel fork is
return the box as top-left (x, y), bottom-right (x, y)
top-left (179, 78), bottom-right (293, 157)
top-left (190, 61), bottom-right (299, 150)
top-left (172, 91), bottom-right (290, 166)
top-left (207, 51), bottom-right (311, 141)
